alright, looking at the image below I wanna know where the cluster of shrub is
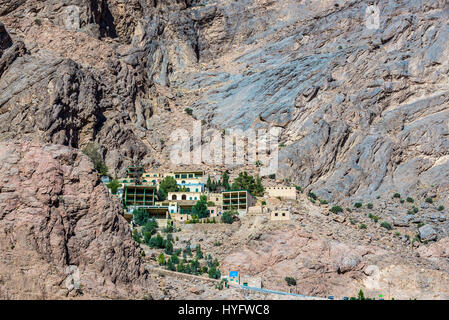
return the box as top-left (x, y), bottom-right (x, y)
top-left (158, 242), bottom-right (222, 279)
top-left (393, 193), bottom-right (444, 210)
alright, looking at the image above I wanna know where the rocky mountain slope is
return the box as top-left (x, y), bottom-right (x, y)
top-left (1, 0), bottom-right (448, 204)
top-left (1, 0), bottom-right (449, 300)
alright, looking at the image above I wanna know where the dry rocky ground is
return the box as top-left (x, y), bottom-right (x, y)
top-left (1, 0), bottom-right (449, 299)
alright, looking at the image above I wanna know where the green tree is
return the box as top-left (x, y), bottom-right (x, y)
top-left (206, 175), bottom-right (217, 192)
top-left (166, 257), bottom-right (176, 271)
top-left (191, 259), bottom-right (200, 275)
top-left (158, 253), bottom-right (165, 266)
top-left (285, 277), bottom-right (296, 286)
top-left (82, 142), bottom-right (109, 176)
top-left (165, 239), bottom-right (173, 254)
top-left (149, 233), bottom-right (165, 249)
top-left (170, 254), bottom-right (180, 265)
top-left (177, 261), bottom-right (185, 272)
top-left (208, 266), bottom-right (221, 279)
top-left (193, 195), bottom-right (209, 219)
top-left (133, 209), bottom-right (148, 226)
top-left (183, 241), bottom-right (192, 258)
top-left (253, 176), bottom-right (265, 196)
top-left (221, 211), bottom-right (237, 224)
top-left (106, 179), bottom-right (121, 194)
top-left (196, 244), bottom-right (203, 259)
top-left (142, 218), bottom-right (158, 235)
top-left (231, 171), bottom-right (255, 192)
top-left (222, 171), bottom-right (230, 190)
top-left (357, 289), bottom-right (365, 300)
top-left (158, 176), bottom-right (179, 201)
top-left (132, 229), bottom-right (142, 243)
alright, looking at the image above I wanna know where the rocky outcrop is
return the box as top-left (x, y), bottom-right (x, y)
top-left (0, 142), bottom-right (149, 299)
top-left (419, 225), bottom-right (438, 242)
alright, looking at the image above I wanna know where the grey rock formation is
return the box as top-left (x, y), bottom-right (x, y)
top-left (419, 225), bottom-right (438, 242)
top-left (0, 1), bottom-right (446, 203)
top-left (393, 215), bottom-right (414, 227)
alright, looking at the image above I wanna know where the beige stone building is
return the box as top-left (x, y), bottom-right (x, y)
top-left (270, 210), bottom-right (290, 221)
top-left (266, 186), bottom-right (297, 200)
top-left (247, 205), bottom-right (264, 215)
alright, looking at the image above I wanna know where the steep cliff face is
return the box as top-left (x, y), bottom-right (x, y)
top-left (1, 0), bottom-right (448, 202)
top-left (0, 142), bottom-right (148, 299)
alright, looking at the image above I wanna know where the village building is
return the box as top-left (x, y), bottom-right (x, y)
top-left (167, 191), bottom-right (202, 201)
top-left (266, 186), bottom-right (297, 200)
top-left (206, 192), bottom-right (222, 205)
top-left (240, 275), bottom-right (263, 288)
top-left (170, 170), bottom-right (205, 192)
top-left (222, 190), bottom-right (257, 215)
top-left (270, 209), bottom-right (290, 221)
top-left (247, 205), bottom-right (264, 215)
top-left (114, 165), bottom-right (282, 223)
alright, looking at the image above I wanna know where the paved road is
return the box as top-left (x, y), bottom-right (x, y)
top-left (237, 284), bottom-right (327, 300)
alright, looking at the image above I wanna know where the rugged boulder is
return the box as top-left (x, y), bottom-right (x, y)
top-left (419, 225), bottom-right (438, 242)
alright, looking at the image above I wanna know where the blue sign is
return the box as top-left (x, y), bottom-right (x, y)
top-left (229, 271), bottom-right (239, 278)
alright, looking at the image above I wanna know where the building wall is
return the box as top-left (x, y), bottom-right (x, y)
top-left (248, 205), bottom-right (264, 215)
top-left (241, 276), bottom-right (262, 288)
top-left (170, 213), bottom-right (192, 222)
top-left (167, 192), bottom-right (203, 201)
top-left (270, 210), bottom-right (290, 221)
top-left (266, 187), bottom-right (297, 200)
top-left (207, 192), bottom-right (222, 205)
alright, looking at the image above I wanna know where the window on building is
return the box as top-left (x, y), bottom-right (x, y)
top-left (275, 213), bottom-right (278, 216)
top-left (172, 195), bottom-right (177, 200)
top-left (189, 197), bottom-right (192, 200)
top-left (182, 195), bottom-right (187, 200)
top-left (175, 174), bottom-right (180, 179)
top-left (282, 213), bottom-right (285, 217)
top-left (182, 180), bottom-right (186, 184)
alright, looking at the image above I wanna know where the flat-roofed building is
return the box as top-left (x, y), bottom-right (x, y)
top-left (141, 171), bottom-right (163, 186)
top-left (170, 212), bottom-right (192, 222)
top-left (207, 192), bottom-right (222, 205)
top-left (172, 170), bottom-right (205, 192)
top-left (241, 275), bottom-right (263, 288)
top-left (266, 186), bottom-right (297, 200)
top-left (270, 210), bottom-right (290, 221)
top-left (167, 192), bottom-right (202, 201)
top-left (123, 184), bottom-right (156, 208)
top-left (207, 206), bottom-right (220, 217)
top-left (248, 205), bottom-right (264, 215)
top-left (222, 190), bottom-right (256, 215)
